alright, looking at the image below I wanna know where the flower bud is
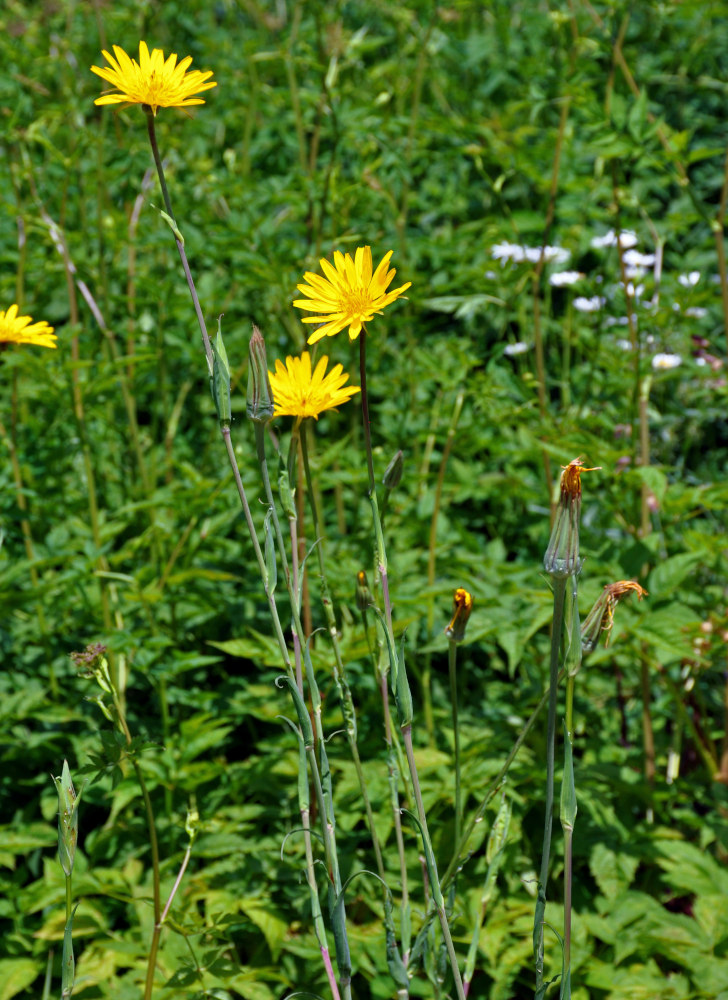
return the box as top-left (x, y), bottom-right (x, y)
top-left (445, 587), bottom-right (473, 643)
top-left (246, 325), bottom-right (274, 424)
top-left (355, 570), bottom-right (373, 611)
top-left (211, 316), bottom-right (232, 427)
top-left (383, 449), bottom-right (404, 490)
top-left (53, 760), bottom-right (81, 877)
top-left (543, 458), bottom-right (600, 578)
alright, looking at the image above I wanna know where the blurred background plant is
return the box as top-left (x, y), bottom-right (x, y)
top-left (1, 1), bottom-right (728, 998)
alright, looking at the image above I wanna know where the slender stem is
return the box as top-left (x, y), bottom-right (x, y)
top-left (448, 640), bottom-right (462, 847)
top-left (534, 574), bottom-right (567, 991)
top-left (145, 112), bottom-right (213, 374)
top-left (714, 147), bottom-right (728, 359)
top-left (402, 726), bottom-right (466, 1000)
top-left (442, 674), bottom-right (558, 891)
top-left (359, 329), bottom-right (376, 496)
top-left (221, 427), bottom-right (294, 679)
top-left (300, 422), bottom-right (385, 879)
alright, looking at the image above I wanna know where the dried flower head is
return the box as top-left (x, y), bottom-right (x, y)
top-left (582, 581), bottom-right (647, 653)
top-left (293, 246), bottom-right (411, 344)
top-left (91, 41), bottom-right (216, 116)
top-left (445, 588), bottom-right (474, 643)
top-left (544, 458), bottom-right (600, 577)
top-left (0, 304), bottom-right (56, 349)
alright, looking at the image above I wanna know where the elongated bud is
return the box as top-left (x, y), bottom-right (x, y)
top-left (383, 449), bottom-right (404, 490)
top-left (211, 316), bottom-right (232, 427)
top-left (581, 580), bottom-right (647, 653)
top-left (356, 570), bottom-right (373, 610)
top-left (544, 457), bottom-right (600, 578)
top-left (247, 325), bottom-right (274, 423)
top-left (445, 587), bottom-right (473, 643)
top-left (53, 760), bottom-right (81, 877)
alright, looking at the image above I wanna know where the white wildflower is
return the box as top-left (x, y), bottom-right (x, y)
top-left (623, 249), bottom-right (655, 268)
top-left (678, 271), bottom-right (701, 288)
top-left (652, 353), bottom-right (682, 370)
top-left (574, 295), bottom-right (606, 312)
top-left (591, 229), bottom-right (638, 250)
top-left (504, 341), bottom-right (531, 356)
top-left (549, 270), bottom-right (583, 287)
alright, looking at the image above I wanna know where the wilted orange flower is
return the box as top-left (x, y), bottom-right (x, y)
top-left (582, 581), bottom-right (647, 652)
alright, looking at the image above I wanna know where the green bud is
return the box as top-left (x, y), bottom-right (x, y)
top-left (382, 449), bottom-right (404, 490)
top-left (247, 325), bottom-right (274, 423)
top-left (211, 316), bottom-right (232, 427)
top-left (53, 760), bottom-right (81, 877)
top-left (355, 570), bottom-right (373, 611)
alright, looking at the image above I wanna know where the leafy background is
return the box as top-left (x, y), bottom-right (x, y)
top-left (1, 0), bottom-right (728, 998)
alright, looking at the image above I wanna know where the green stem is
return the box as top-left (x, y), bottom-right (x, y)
top-left (448, 640), bottom-right (462, 847)
top-left (534, 575), bottom-right (567, 991)
top-left (402, 725), bottom-right (466, 1000)
top-left (254, 423), bottom-right (352, 998)
top-left (300, 422), bottom-right (385, 879)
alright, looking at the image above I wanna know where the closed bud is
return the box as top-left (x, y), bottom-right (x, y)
top-left (445, 587), bottom-right (473, 643)
top-left (355, 570), bottom-right (373, 610)
top-left (211, 316), bottom-right (232, 427)
top-left (53, 760), bottom-right (81, 877)
top-left (383, 449), bottom-right (404, 490)
top-left (247, 325), bottom-right (275, 424)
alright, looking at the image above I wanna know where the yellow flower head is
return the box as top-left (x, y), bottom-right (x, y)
top-left (268, 352), bottom-right (360, 420)
top-left (445, 588), bottom-right (474, 643)
top-left (293, 246), bottom-right (411, 344)
top-left (91, 41), bottom-right (216, 116)
top-left (0, 305), bottom-right (57, 349)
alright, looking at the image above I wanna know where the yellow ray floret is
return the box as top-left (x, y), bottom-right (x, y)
top-left (268, 352), bottom-right (360, 420)
top-left (91, 41), bottom-right (216, 115)
top-left (293, 246), bottom-right (411, 344)
top-left (0, 305), bottom-right (57, 349)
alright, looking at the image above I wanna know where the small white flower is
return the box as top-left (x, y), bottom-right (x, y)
top-left (491, 242), bottom-right (527, 263)
top-left (549, 270), bottom-right (583, 287)
top-left (624, 265), bottom-right (647, 280)
top-left (591, 229), bottom-right (638, 250)
top-left (504, 341), bottom-right (531, 356)
top-left (574, 295), bottom-right (606, 312)
top-left (485, 270), bottom-right (498, 280)
top-left (616, 338), bottom-right (633, 351)
top-left (606, 316), bottom-right (631, 327)
top-left (696, 356), bottom-right (707, 367)
top-left (685, 306), bottom-right (708, 319)
top-left (526, 245), bottom-right (570, 264)
top-left (652, 352), bottom-right (682, 370)
top-left (678, 271), bottom-right (701, 288)
top-left (623, 249), bottom-right (655, 268)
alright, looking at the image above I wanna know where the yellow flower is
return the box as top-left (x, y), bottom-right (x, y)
top-left (0, 305), bottom-right (56, 349)
top-left (91, 41), bottom-right (216, 116)
top-left (293, 246), bottom-right (411, 344)
top-left (268, 352), bottom-right (360, 420)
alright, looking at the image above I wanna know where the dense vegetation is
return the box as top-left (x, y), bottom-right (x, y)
top-left (1, 1), bottom-right (728, 998)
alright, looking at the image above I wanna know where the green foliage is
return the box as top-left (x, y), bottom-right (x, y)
top-left (1, 0), bottom-right (728, 997)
